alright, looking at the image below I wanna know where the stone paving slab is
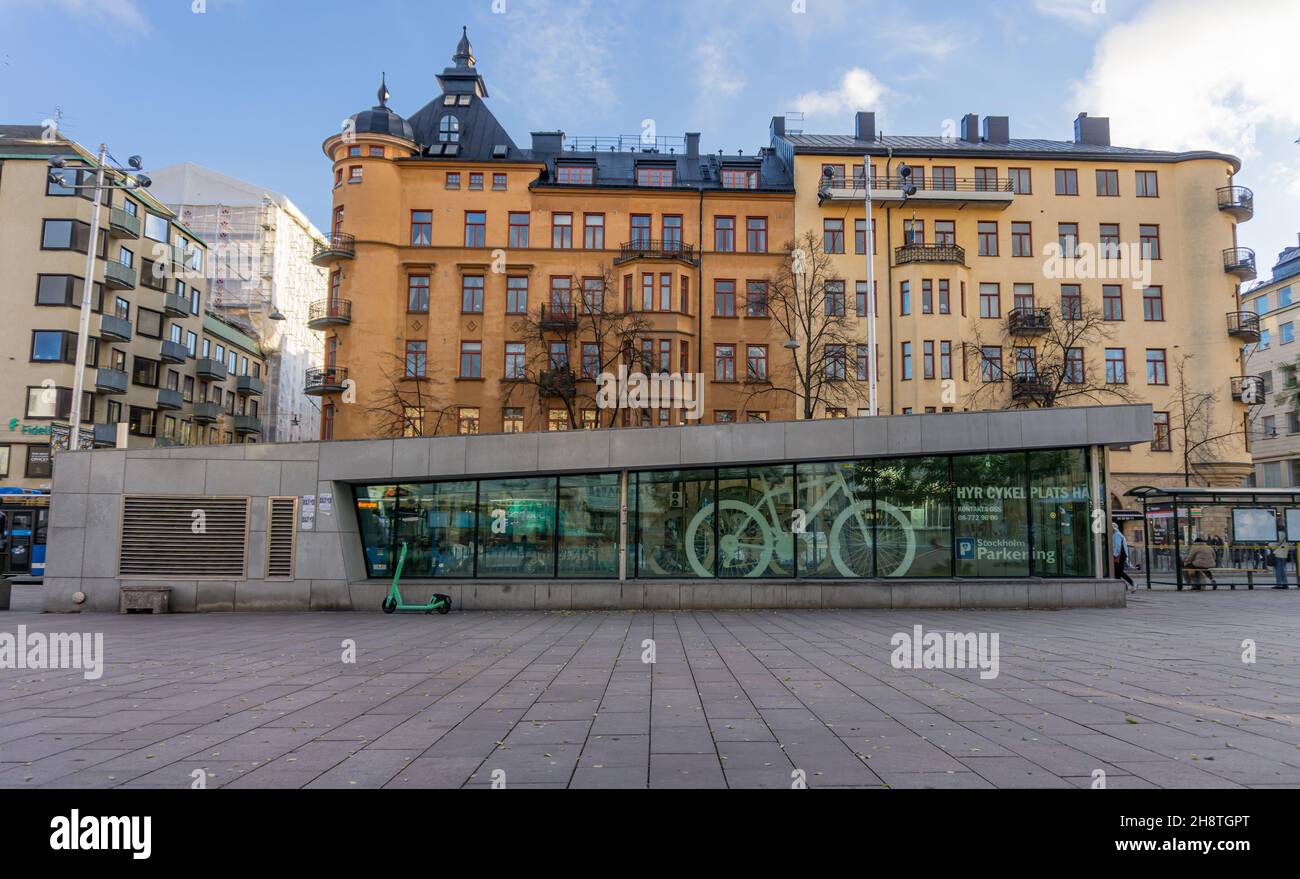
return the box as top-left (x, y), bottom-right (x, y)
top-left (0, 585), bottom-right (1297, 789)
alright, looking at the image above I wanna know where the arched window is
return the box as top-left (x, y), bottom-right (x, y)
top-left (438, 115), bottom-right (460, 143)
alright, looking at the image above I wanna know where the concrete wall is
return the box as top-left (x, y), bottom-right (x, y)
top-left (42, 404), bottom-right (1152, 612)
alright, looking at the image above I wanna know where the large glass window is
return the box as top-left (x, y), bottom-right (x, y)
top-left (557, 473), bottom-right (620, 577)
top-left (798, 460), bottom-right (872, 578)
top-left (635, 469), bottom-right (715, 578)
top-left (1029, 449), bottom-right (1093, 577)
top-left (875, 457), bottom-right (953, 577)
top-left (477, 477), bottom-right (555, 577)
top-left (954, 453), bottom-right (1030, 577)
top-left (715, 466), bottom-right (795, 578)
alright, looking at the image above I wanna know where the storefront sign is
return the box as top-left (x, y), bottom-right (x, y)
top-left (6, 418), bottom-right (50, 436)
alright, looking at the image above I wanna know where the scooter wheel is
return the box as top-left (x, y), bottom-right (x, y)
top-left (436, 595), bottom-right (452, 615)
top-left (382, 597), bottom-right (397, 614)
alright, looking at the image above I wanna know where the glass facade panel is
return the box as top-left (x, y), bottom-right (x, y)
top-left (1029, 449), bottom-right (1094, 577)
top-left (477, 477), bottom-right (556, 577)
top-left (634, 469), bottom-right (715, 578)
top-left (798, 460), bottom-right (873, 578)
top-left (716, 465), bottom-right (795, 577)
top-left (557, 473), bottom-right (620, 577)
top-left (353, 482), bottom-right (477, 578)
top-left (954, 453), bottom-right (1031, 577)
top-left (875, 456), bottom-right (953, 577)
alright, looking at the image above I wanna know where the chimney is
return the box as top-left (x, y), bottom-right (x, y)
top-left (981, 115), bottom-right (1009, 144)
top-left (530, 131), bottom-right (565, 153)
top-left (960, 113), bottom-right (980, 143)
top-left (770, 115), bottom-right (785, 140)
top-left (685, 132), bottom-right (700, 158)
top-left (1073, 113), bottom-right (1111, 146)
top-left (854, 111), bottom-right (876, 142)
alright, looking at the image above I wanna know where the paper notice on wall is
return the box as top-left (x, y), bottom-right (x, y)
top-left (319, 493), bottom-right (333, 515)
top-left (301, 495), bottom-right (317, 531)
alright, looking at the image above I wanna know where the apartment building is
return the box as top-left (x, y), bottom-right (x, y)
top-left (312, 29), bottom-right (798, 439)
top-left (194, 311), bottom-right (268, 446)
top-left (1241, 236), bottom-right (1300, 486)
top-left (771, 110), bottom-right (1254, 501)
top-left (0, 126), bottom-right (216, 491)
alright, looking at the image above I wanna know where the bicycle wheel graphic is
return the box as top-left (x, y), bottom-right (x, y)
top-left (829, 500), bottom-right (917, 577)
top-left (686, 499), bottom-right (774, 578)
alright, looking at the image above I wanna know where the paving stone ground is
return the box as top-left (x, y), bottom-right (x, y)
top-left (0, 584), bottom-right (1296, 789)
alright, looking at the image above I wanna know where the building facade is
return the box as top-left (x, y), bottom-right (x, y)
top-left (148, 163), bottom-right (326, 443)
top-left (773, 110), bottom-right (1255, 509)
top-left (197, 312), bottom-right (268, 446)
top-left (1241, 236), bottom-right (1300, 486)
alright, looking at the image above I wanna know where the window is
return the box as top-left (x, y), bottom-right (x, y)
top-left (1146, 349), bottom-right (1167, 385)
top-left (1012, 284), bottom-right (1034, 313)
top-left (583, 213), bottom-right (604, 249)
top-left (1280, 286), bottom-right (1293, 307)
top-left (1102, 285), bottom-right (1123, 320)
top-left (1260, 329), bottom-right (1272, 349)
top-left (932, 166), bottom-right (956, 190)
top-left (1015, 347), bottom-right (1037, 380)
top-left (721, 168), bottom-right (758, 189)
top-left (1139, 225), bottom-right (1161, 259)
top-left (459, 341), bottom-right (482, 378)
top-left (552, 213), bottom-right (573, 248)
top-left (508, 212), bottom-right (530, 248)
top-left (41, 219), bottom-right (89, 251)
top-left (854, 219), bottom-right (872, 254)
top-left (900, 281), bottom-right (910, 316)
top-left (506, 276), bottom-right (528, 313)
top-left (1099, 223), bottom-right (1121, 258)
top-left (411, 210), bottom-right (432, 246)
top-left (979, 283), bottom-right (1000, 318)
top-left (445, 172), bottom-right (461, 190)
top-left (746, 281), bottom-right (768, 317)
top-left (31, 330), bottom-right (74, 363)
top-left (903, 219), bottom-right (923, 246)
top-left (856, 345), bottom-right (869, 381)
top-left (715, 410), bottom-right (736, 424)
top-left (939, 341), bottom-right (953, 380)
top-left (747, 412), bottom-right (769, 423)
top-left (132, 356), bottom-right (160, 388)
top-left (1143, 286), bottom-right (1164, 321)
top-left (715, 280), bottom-right (736, 316)
top-left (715, 217), bottom-right (736, 252)
top-left (550, 276), bottom-right (572, 313)
top-left (548, 342), bottom-right (569, 370)
top-left (1065, 348), bottom-right (1084, 384)
top-left (556, 165), bottom-right (593, 185)
top-left (637, 166), bottom-right (673, 187)
top-left (408, 275), bottom-right (429, 313)
top-left (974, 167), bottom-right (999, 191)
top-left (922, 280), bottom-right (933, 314)
top-left (657, 273), bottom-right (671, 312)
top-left (1105, 348), bottom-right (1126, 384)
top-left (1058, 223), bottom-right (1079, 259)
top-left (1135, 170), bottom-right (1158, 197)
top-left (714, 345), bottom-right (735, 381)
top-left (980, 346), bottom-right (1003, 382)
top-left (464, 211), bottom-right (486, 247)
top-left (348, 165), bottom-right (363, 183)
top-left (824, 219), bottom-right (845, 253)
top-left (493, 173), bottom-right (508, 191)
top-left (1152, 412), bottom-right (1171, 451)
top-left (856, 281), bottom-right (873, 317)
top-left (1009, 167), bottom-right (1032, 194)
top-left (405, 341), bottom-right (427, 378)
top-left (137, 308), bottom-right (162, 339)
top-left (746, 345), bottom-right (768, 382)
top-left (461, 275), bottom-right (484, 313)
top-left (640, 273), bottom-right (654, 311)
top-left (503, 408), bottom-right (524, 433)
top-left (825, 281), bottom-right (845, 316)
top-left (144, 213), bottom-right (169, 242)
top-left (1254, 295), bottom-right (1270, 315)
top-left (923, 341), bottom-right (935, 379)
top-left (581, 342), bottom-right (600, 379)
top-left (977, 221), bottom-right (998, 256)
top-left (468, 173), bottom-right (483, 191)
top-left (1011, 222), bottom-right (1032, 257)
top-left (631, 215), bottom-right (652, 246)
top-left (1054, 168), bottom-right (1078, 195)
top-left (827, 345), bottom-right (846, 381)
top-left (1284, 322), bottom-right (1296, 345)
top-left (934, 220), bottom-right (955, 247)
top-left (900, 345), bottom-right (914, 381)
top-left (504, 342), bottom-right (526, 379)
top-left (438, 115), bottom-right (460, 143)
top-left (186, 331), bottom-right (197, 357)
top-left (1095, 169), bottom-right (1119, 196)
top-left (662, 215), bottom-right (683, 249)
top-left (746, 217), bottom-right (767, 253)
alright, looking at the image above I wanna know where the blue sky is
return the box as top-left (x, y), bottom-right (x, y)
top-left (1, 0), bottom-right (1296, 276)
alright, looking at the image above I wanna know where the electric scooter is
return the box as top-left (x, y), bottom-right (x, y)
top-left (381, 542), bottom-right (452, 614)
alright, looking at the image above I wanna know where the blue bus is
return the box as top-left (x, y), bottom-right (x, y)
top-left (1, 488), bottom-right (49, 579)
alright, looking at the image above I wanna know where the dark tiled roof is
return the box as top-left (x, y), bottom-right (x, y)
top-left (407, 92), bottom-right (518, 161)
top-left (527, 147), bottom-right (792, 191)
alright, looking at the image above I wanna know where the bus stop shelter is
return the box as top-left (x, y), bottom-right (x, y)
top-left (1124, 486), bottom-right (1300, 590)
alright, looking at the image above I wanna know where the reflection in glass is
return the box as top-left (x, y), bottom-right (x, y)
top-left (354, 484), bottom-right (398, 577)
top-left (798, 460), bottom-right (873, 577)
top-left (954, 453), bottom-right (1030, 577)
top-left (558, 473), bottom-right (620, 577)
top-left (1029, 449), bottom-right (1093, 576)
top-left (716, 466), bottom-right (795, 577)
top-left (875, 457), bottom-right (952, 576)
top-left (477, 477), bottom-right (556, 576)
top-left (635, 469), bottom-right (715, 578)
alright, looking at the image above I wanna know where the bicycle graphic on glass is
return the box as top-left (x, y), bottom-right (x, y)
top-left (642, 467), bottom-right (918, 578)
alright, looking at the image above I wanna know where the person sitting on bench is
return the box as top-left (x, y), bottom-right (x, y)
top-left (1182, 538), bottom-right (1217, 591)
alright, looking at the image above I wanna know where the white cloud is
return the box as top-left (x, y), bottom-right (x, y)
top-left (1033, 0), bottom-right (1111, 29)
top-left (1070, 0), bottom-right (1300, 156)
top-left (497, 0), bottom-right (618, 123)
top-left (695, 32), bottom-right (745, 99)
top-left (794, 68), bottom-right (890, 119)
top-left (1, 0), bottom-right (151, 32)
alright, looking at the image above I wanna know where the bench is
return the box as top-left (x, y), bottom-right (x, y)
top-left (119, 585), bottom-right (172, 614)
top-left (1186, 568), bottom-right (1267, 590)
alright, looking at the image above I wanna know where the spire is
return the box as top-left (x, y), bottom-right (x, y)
top-left (453, 25), bottom-right (475, 68)
top-left (377, 72), bottom-right (390, 108)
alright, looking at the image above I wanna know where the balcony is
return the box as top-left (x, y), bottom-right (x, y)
top-left (1008, 307), bottom-right (1052, 335)
top-left (160, 340), bottom-right (188, 364)
top-left (1217, 185), bottom-right (1254, 221)
top-left (1223, 247), bottom-right (1257, 281)
top-left (108, 208), bottom-right (140, 239)
top-left (103, 260), bottom-right (135, 290)
top-left (1231, 375), bottom-right (1265, 404)
top-left (193, 401), bottom-right (222, 424)
top-left (307, 298), bottom-right (351, 329)
top-left (818, 174), bottom-right (1015, 209)
top-left (91, 423), bottom-right (120, 447)
top-left (614, 239), bottom-right (698, 266)
top-left (232, 414), bottom-right (262, 436)
top-left (1011, 372), bottom-right (1052, 401)
top-left (98, 313), bottom-right (132, 342)
top-left (540, 304), bottom-right (579, 331)
top-left (1226, 311), bottom-right (1261, 342)
top-left (196, 358), bottom-right (227, 381)
top-left (163, 292), bottom-right (189, 316)
top-left (94, 368), bottom-right (128, 395)
top-left (894, 243), bottom-right (965, 266)
top-left (236, 375), bottom-right (264, 396)
top-left (312, 232), bottom-right (355, 266)
top-left (539, 368), bottom-right (577, 398)
top-left (156, 388), bottom-right (183, 411)
top-left (305, 365), bottom-right (348, 395)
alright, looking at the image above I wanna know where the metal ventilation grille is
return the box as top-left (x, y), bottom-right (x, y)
top-left (266, 497), bottom-right (298, 579)
top-left (118, 496), bottom-right (250, 579)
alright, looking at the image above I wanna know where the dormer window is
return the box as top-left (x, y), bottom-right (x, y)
top-left (438, 115), bottom-right (460, 143)
top-left (556, 165), bottom-right (593, 185)
top-left (721, 168), bottom-right (759, 189)
top-left (637, 166), bottom-right (674, 187)
top-left (457, 95), bottom-right (472, 106)
top-left (443, 95), bottom-right (456, 106)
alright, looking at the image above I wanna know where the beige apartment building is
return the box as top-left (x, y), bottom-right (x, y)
top-left (772, 110), bottom-right (1256, 502)
top-left (1241, 236), bottom-right (1300, 486)
top-left (0, 125), bottom-right (262, 493)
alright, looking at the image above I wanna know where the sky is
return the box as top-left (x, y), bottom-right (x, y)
top-left (1, 0), bottom-right (1296, 279)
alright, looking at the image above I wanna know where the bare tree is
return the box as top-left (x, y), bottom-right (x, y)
top-left (364, 352), bottom-right (458, 438)
top-left (750, 231), bottom-right (870, 419)
top-left (1167, 353), bottom-right (1247, 486)
top-left (501, 266), bottom-right (652, 429)
top-left (963, 303), bottom-right (1135, 409)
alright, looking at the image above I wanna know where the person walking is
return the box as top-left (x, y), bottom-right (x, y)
top-left (1112, 523), bottom-right (1136, 591)
top-left (1269, 540), bottom-right (1290, 589)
